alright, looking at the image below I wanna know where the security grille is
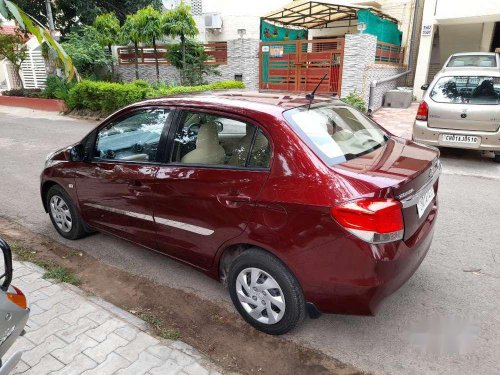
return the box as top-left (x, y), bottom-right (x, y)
top-left (20, 47), bottom-right (47, 89)
top-left (191, 0), bottom-right (202, 15)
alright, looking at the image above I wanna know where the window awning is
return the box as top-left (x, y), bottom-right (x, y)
top-left (262, 0), bottom-right (398, 29)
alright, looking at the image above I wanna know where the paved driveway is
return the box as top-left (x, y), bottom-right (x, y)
top-left (0, 105), bottom-right (499, 375)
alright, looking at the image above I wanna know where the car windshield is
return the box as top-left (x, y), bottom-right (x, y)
top-left (283, 103), bottom-right (388, 165)
top-left (447, 55), bottom-right (497, 68)
top-left (430, 76), bottom-right (500, 105)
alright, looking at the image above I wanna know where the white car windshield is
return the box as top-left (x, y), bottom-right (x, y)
top-left (284, 103), bottom-right (388, 165)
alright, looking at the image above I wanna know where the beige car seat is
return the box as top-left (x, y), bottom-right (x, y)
top-left (229, 125), bottom-right (269, 167)
top-left (181, 122), bottom-right (226, 164)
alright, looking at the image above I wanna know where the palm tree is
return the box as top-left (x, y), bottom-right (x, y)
top-left (135, 6), bottom-right (163, 81)
top-left (121, 13), bottom-right (142, 80)
top-left (93, 13), bottom-right (121, 80)
top-left (162, 2), bottom-right (198, 85)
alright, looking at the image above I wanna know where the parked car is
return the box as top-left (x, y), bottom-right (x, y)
top-left (41, 94), bottom-right (440, 334)
top-left (0, 239), bottom-right (29, 373)
top-left (414, 66), bottom-right (500, 162)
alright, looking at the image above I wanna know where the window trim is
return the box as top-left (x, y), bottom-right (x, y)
top-left (163, 107), bottom-right (273, 171)
top-left (89, 105), bottom-right (176, 165)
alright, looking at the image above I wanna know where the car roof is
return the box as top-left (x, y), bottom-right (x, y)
top-left (137, 91), bottom-right (340, 115)
top-left (449, 52), bottom-right (498, 57)
top-left (435, 67), bottom-right (500, 78)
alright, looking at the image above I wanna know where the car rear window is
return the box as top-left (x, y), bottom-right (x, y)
top-left (447, 55), bottom-right (497, 68)
top-left (430, 76), bottom-right (500, 105)
top-left (283, 103), bottom-right (388, 165)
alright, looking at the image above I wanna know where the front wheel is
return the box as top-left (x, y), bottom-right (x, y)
top-left (228, 248), bottom-right (306, 335)
top-left (46, 185), bottom-right (88, 240)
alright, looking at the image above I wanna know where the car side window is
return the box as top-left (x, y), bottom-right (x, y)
top-left (95, 109), bottom-right (169, 162)
top-left (171, 111), bottom-right (271, 168)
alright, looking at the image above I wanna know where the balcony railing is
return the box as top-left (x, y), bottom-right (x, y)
top-left (375, 42), bottom-right (404, 65)
top-left (117, 42), bottom-right (228, 65)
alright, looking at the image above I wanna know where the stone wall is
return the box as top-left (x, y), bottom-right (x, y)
top-left (114, 38), bottom-right (260, 90)
top-left (363, 64), bottom-right (407, 110)
top-left (341, 33), bottom-right (407, 112)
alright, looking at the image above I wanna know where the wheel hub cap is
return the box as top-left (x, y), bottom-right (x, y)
top-left (235, 267), bottom-right (286, 325)
top-left (49, 195), bottom-right (72, 233)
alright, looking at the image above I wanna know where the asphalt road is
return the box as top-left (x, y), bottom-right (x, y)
top-left (0, 106), bottom-right (499, 375)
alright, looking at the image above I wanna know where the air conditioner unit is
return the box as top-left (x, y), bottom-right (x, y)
top-left (204, 13), bottom-right (222, 29)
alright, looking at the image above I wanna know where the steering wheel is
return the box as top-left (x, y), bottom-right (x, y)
top-left (187, 123), bottom-right (202, 136)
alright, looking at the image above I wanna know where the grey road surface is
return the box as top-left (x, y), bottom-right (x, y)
top-left (0, 106), bottom-right (499, 375)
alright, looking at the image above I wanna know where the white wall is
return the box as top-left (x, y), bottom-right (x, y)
top-left (438, 23), bottom-right (483, 65)
top-left (435, 0), bottom-right (500, 24)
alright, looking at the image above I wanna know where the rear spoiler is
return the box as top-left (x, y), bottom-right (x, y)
top-left (0, 238), bottom-right (13, 291)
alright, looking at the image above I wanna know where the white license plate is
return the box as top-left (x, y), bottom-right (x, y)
top-left (440, 134), bottom-right (480, 144)
top-left (417, 187), bottom-right (435, 218)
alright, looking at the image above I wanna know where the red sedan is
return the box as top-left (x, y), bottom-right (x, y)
top-left (41, 94), bottom-right (440, 334)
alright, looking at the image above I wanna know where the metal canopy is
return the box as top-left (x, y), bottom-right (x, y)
top-left (262, 0), bottom-right (398, 29)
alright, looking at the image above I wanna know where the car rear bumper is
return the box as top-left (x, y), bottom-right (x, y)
top-left (413, 120), bottom-right (500, 151)
top-left (302, 203), bottom-right (437, 316)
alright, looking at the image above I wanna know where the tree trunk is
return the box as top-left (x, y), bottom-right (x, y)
top-left (14, 66), bottom-right (24, 89)
top-left (108, 44), bottom-right (115, 81)
top-left (134, 41), bottom-right (140, 80)
top-left (153, 36), bottom-right (160, 81)
top-left (181, 34), bottom-right (186, 85)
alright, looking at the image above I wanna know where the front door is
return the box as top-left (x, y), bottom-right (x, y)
top-left (152, 109), bottom-right (272, 270)
top-left (75, 107), bottom-right (172, 249)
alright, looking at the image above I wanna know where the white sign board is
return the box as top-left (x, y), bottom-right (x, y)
top-left (262, 46), bottom-right (270, 52)
top-left (422, 24), bottom-right (433, 37)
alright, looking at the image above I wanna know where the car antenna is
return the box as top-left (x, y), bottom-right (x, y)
top-left (305, 73), bottom-right (327, 110)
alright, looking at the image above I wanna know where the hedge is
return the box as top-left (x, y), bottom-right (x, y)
top-left (66, 80), bottom-right (245, 112)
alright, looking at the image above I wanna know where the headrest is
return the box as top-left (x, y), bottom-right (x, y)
top-left (196, 122), bottom-right (219, 147)
top-left (479, 60), bottom-right (493, 67)
top-left (451, 60), bottom-right (465, 67)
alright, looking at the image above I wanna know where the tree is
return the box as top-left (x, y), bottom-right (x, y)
top-left (0, 0), bottom-right (76, 80)
top-left (134, 6), bottom-right (163, 81)
top-left (94, 13), bottom-right (121, 80)
top-left (121, 13), bottom-right (142, 80)
top-left (162, 3), bottom-right (198, 85)
top-left (61, 26), bottom-right (110, 78)
top-left (14, 0), bottom-right (162, 38)
top-left (0, 30), bottom-right (28, 88)
top-left (167, 39), bottom-right (219, 86)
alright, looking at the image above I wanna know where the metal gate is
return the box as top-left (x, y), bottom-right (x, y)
top-left (259, 38), bottom-right (344, 94)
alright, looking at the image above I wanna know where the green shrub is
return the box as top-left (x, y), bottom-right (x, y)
top-left (66, 80), bottom-right (245, 112)
top-left (341, 91), bottom-right (366, 112)
top-left (42, 75), bottom-right (75, 101)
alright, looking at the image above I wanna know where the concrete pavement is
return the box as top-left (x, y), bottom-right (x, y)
top-left (0, 105), bottom-right (499, 375)
top-left (7, 260), bottom-right (223, 375)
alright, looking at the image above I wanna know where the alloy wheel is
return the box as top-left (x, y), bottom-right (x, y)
top-left (235, 267), bottom-right (286, 324)
top-left (49, 195), bottom-right (73, 233)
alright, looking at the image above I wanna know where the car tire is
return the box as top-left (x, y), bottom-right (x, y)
top-left (228, 248), bottom-right (306, 335)
top-left (494, 153), bottom-right (500, 163)
top-left (46, 185), bottom-right (88, 240)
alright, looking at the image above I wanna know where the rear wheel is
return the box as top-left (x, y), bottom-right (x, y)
top-left (46, 185), bottom-right (88, 240)
top-left (228, 248), bottom-right (305, 335)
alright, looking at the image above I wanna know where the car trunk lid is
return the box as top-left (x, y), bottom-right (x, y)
top-left (428, 101), bottom-right (500, 132)
top-left (333, 137), bottom-right (440, 241)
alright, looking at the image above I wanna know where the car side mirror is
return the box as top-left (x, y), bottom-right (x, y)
top-left (0, 238), bottom-right (13, 292)
top-left (69, 144), bottom-right (86, 162)
top-left (421, 83), bottom-right (429, 91)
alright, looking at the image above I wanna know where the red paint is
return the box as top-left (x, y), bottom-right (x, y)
top-left (0, 96), bottom-right (66, 112)
top-left (41, 95), bottom-right (440, 316)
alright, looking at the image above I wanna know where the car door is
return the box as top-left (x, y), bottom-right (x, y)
top-left (152, 109), bottom-right (272, 270)
top-left (74, 107), bottom-right (173, 249)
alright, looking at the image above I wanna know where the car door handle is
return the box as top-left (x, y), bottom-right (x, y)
top-left (128, 181), bottom-right (151, 193)
top-left (217, 194), bottom-right (252, 208)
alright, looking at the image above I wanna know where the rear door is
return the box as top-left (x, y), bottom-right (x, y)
top-left (152, 109), bottom-right (272, 270)
top-left (75, 107), bottom-right (172, 249)
top-left (427, 75), bottom-right (500, 132)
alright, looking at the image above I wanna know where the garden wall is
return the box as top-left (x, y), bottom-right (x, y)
top-left (115, 38), bottom-right (260, 90)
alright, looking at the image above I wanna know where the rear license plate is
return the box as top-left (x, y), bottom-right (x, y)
top-left (440, 134), bottom-right (480, 145)
top-left (417, 187), bottom-right (435, 218)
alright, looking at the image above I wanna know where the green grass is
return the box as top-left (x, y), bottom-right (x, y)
top-left (139, 312), bottom-right (181, 340)
top-left (43, 267), bottom-right (80, 285)
top-left (11, 242), bottom-right (80, 285)
top-left (159, 329), bottom-right (181, 340)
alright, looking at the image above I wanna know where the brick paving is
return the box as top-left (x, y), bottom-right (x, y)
top-left (7, 261), bottom-right (225, 375)
top-left (371, 103), bottom-right (419, 139)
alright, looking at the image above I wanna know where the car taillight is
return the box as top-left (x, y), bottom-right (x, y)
top-left (331, 198), bottom-right (404, 244)
top-left (7, 286), bottom-right (27, 310)
top-left (416, 101), bottom-right (428, 121)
